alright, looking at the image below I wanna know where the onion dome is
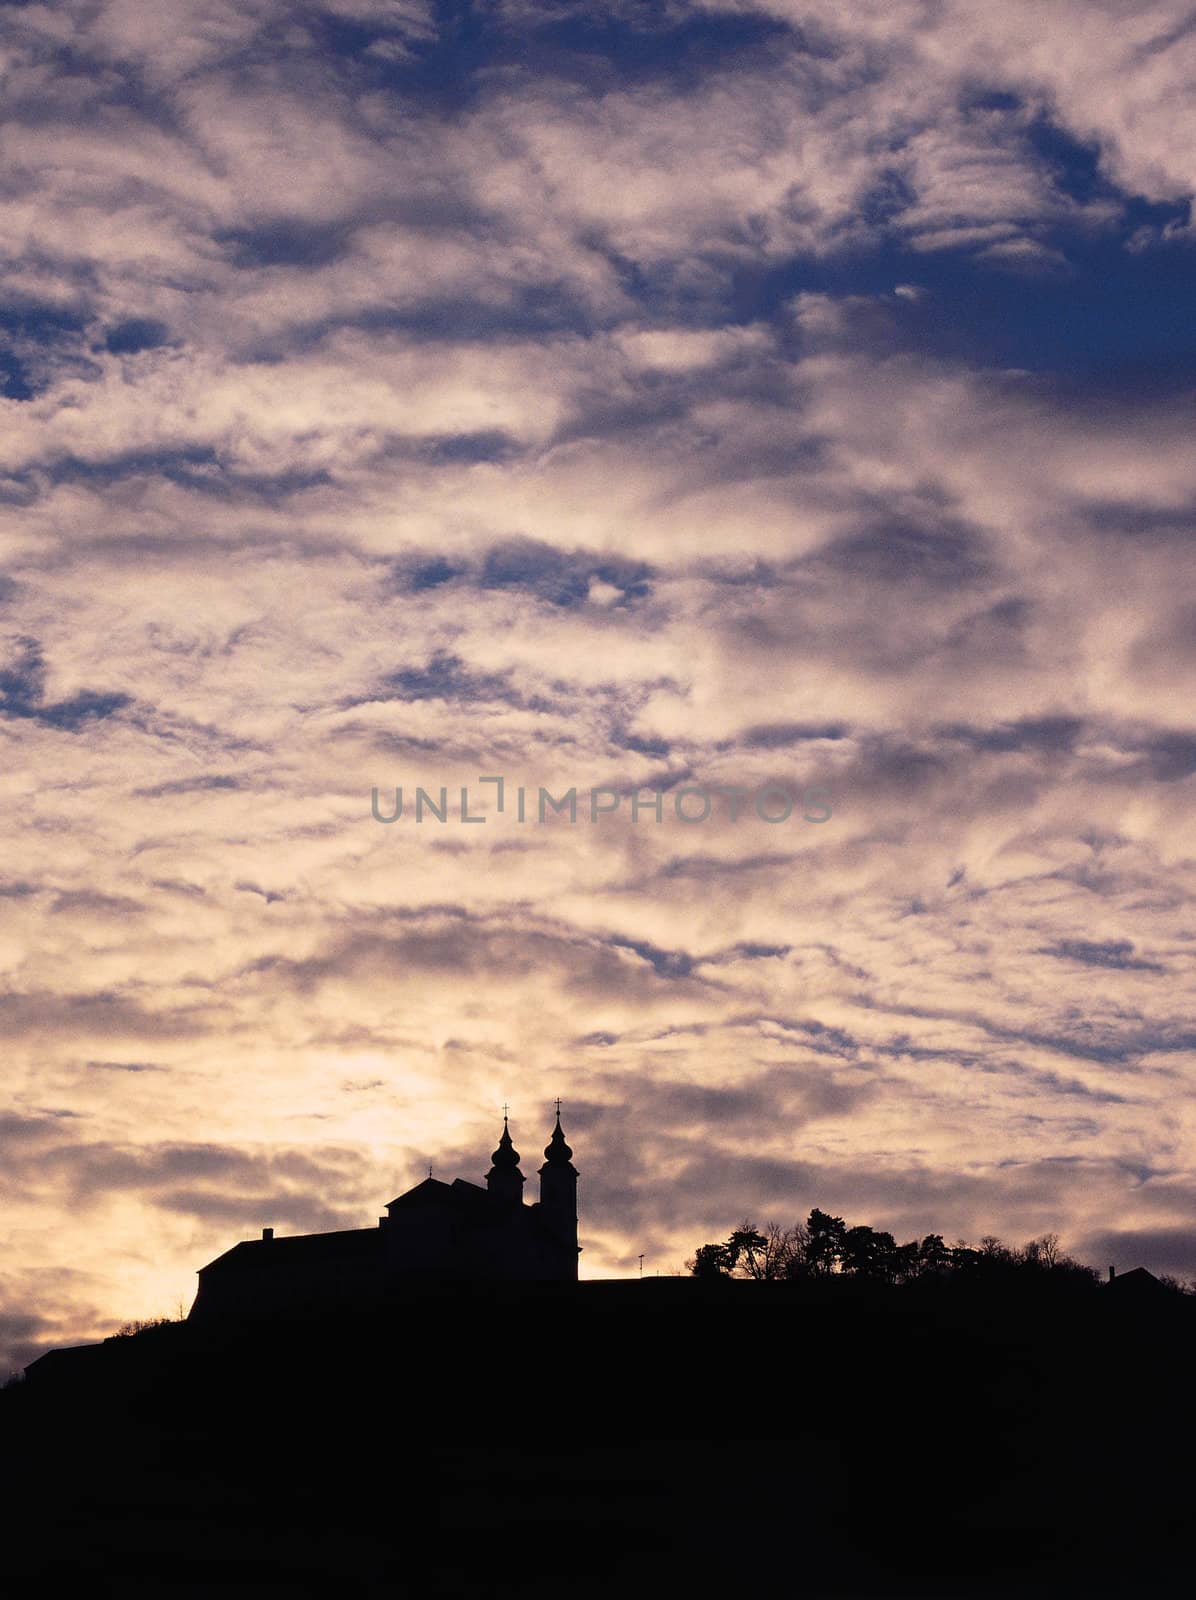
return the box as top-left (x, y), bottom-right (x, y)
top-left (543, 1111), bottom-right (574, 1166)
top-left (490, 1115), bottom-right (521, 1170)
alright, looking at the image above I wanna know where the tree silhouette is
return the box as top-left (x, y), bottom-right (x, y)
top-left (727, 1223), bottom-right (768, 1278)
top-left (805, 1209), bottom-right (847, 1276)
top-left (841, 1225), bottom-right (898, 1281)
top-left (760, 1220), bottom-right (804, 1280)
top-left (690, 1211), bottom-right (1112, 1291)
top-left (917, 1234), bottom-right (951, 1276)
top-left (689, 1242), bottom-right (734, 1279)
top-left (1021, 1234), bottom-right (1060, 1269)
top-left (689, 1220), bottom-right (805, 1280)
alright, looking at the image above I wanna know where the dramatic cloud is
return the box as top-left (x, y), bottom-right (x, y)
top-left (1, 0), bottom-right (1194, 1358)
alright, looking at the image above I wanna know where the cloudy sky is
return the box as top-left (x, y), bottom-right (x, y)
top-left (2, 0), bottom-right (1195, 1369)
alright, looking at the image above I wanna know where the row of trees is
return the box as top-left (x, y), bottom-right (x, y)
top-left (688, 1210), bottom-right (1106, 1287)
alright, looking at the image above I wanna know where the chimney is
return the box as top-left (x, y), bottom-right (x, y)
top-left (262, 1227), bottom-right (274, 1242)
top-left (1108, 1264), bottom-right (1115, 1281)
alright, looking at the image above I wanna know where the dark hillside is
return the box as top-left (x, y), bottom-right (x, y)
top-left (4, 1278), bottom-right (1192, 1595)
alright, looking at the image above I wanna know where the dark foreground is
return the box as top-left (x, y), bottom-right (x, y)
top-left (4, 1277), bottom-right (1193, 1596)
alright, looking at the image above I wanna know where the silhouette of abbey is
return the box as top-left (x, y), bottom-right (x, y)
top-left (189, 1109), bottom-right (579, 1321)
top-left (10, 1104), bottom-right (1195, 1597)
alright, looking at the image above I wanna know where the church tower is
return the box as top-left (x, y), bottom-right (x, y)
top-left (538, 1104), bottom-right (579, 1274)
top-left (485, 1113), bottom-right (525, 1206)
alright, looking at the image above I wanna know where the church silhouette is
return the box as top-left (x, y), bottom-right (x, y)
top-left (189, 1108), bottom-right (580, 1322)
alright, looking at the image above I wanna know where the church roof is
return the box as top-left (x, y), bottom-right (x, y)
top-left (386, 1176), bottom-right (491, 1211)
top-left (199, 1227), bottom-right (382, 1275)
